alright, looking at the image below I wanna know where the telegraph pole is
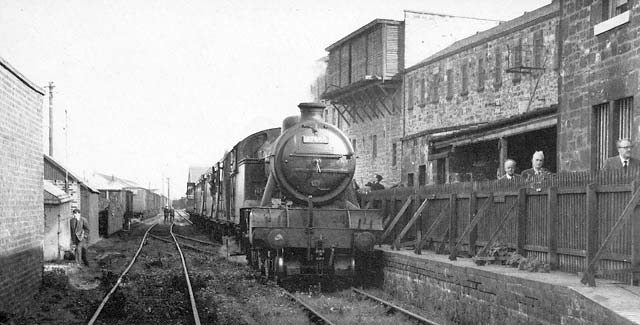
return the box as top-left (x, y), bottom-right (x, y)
top-left (46, 82), bottom-right (55, 157)
top-left (167, 177), bottom-right (171, 208)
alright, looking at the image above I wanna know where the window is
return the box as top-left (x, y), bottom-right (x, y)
top-left (512, 39), bottom-right (522, 84)
top-left (372, 134), bottom-right (377, 158)
top-left (419, 78), bottom-right (426, 105)
top-left (351, 138), bottom-right (357, 152)
top-left (593, 96), bottom-right (634, 169)
top-left (494, 45), bottom-right (502, 89)
top-left (533, 30), bottom-right (544, 68)
top-left (595, 0), bottom-right (630, 35)
top-left (477, 57), bottom-right (485, 92)
top-left (436, 159), bottom-right (446, 184)
top-left (407, 173), bottom-right (415, 187)
top-left (337, 112), bottom-right (342, 129)
top-left (430, 73), bottom-right (440, 103)
top-left (446, 69), bottom-right (453, 100)
top-left (411, 139), bottom-right (417, 155)
top-left (332, 108), bottom-right (337, 125)
top-left (603, 0), bottom-right (628, 20)
top-left (461, 63), bottom-right (468, 96)
top-left (407, 77), bottom-right (414, 110)
top-left (392, 143), bottom-right (397, 166)
top-left (418, 165), bottom-right (426, 186)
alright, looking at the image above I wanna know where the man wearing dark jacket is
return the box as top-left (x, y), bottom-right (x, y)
top-left (602, 138), bottom-right (640, 172)
top-left (70, 208), bottom-right (90, 267)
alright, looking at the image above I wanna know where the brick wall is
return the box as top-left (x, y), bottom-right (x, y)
top-left (383, 253), bottom-right (633, 324)
top-left (559, 0), bottom-right (640, 171)
top-left (0, 58), bottom-right (44, 312)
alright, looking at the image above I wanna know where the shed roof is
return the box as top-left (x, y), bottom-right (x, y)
top-left (44, 154), bottom-right (100, 193)
top-left (326, 19), bottom-right (402, 51)
top-left (0, 55), bottom-right (45, 95)
top-left (44, 180), bottom-right (71, 205)
top-left (88, 172), bottom-right (140, 190)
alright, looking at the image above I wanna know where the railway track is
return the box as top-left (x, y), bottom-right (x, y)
top-left (280, 284), bottom-right (442, 325)
top-left (282, 290), bottom-right (337, 325)
top-left (87, 219), bottom-right (202, 325)
top-left (351, 287), bottom-right (439, 325)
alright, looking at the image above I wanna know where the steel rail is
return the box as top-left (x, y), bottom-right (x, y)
top-left (351, 287), bottom-right (439, 325)
top-left (174, 234), bottom-right (216, 246)
top-left (88, 223), bottom-right (158, 325)
top-left (170, 223), bottom-right (201, 325)
top-left (282, 291), bottom-right (336, 325)
top-left (175, 210), bottom-right (194, 224)
top-left (148, 234), bottom-right (212, 254)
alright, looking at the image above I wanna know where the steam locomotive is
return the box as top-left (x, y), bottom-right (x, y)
top-left (195, 102), bottom-right (383, 280)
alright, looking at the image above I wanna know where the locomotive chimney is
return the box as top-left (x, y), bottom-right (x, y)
top-left (298, 102), bottom-right (325, 122)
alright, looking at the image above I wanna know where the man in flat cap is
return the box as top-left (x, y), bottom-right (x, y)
top-left (521, 151), bottom-right (551, 181)
top-left (603, 138), bottom-right (640, 171)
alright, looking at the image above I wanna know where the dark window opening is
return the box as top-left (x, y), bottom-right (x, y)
top-left (461, 63), bottom-right (468, 96)
top-left (494, 45), bottom-right (502, 89)
top-left (446, 69), bottom-right (453, 100)
top-left (407, 77), bottom-right (414, 110)
top-left (512, 39), bottom-right (522, 84)
top-left (418, 165), bottom-right (426, 186)
top-left (477, 57), bottom-right (485, 92)
top-left (407, 173), bottom-right (415, 187)
top-left (593, 97), bottom-right (633, 169)
top-left (419, 78), bottom-right (426, 105)
top-left (392, 143), bottom-right (397, 166)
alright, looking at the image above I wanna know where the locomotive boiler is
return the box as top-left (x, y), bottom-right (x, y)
top-left (243, 102), bottom-right (384, 280)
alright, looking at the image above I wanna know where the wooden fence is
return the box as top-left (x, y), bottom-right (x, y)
top-left (360, 170), bottom-right (640, 287)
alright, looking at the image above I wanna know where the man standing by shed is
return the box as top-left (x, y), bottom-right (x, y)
top-left (602, 138), bottom-right (640, 172)
top-left (70, 208), bottom-right (90, 267)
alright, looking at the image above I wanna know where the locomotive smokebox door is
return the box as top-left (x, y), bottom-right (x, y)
top-left (270, 102), bottom-right (356, 205)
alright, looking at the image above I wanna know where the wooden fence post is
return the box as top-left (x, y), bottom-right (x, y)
top-left (547, 186), bottom-right (558, 270)
top-left (632, 180), bottom-right (640, 286)
top-left (469, 191), bottom-right (478, 256)
top-left (516, 188), bottom-right (527, 256)
top-left (448, 193), bottom-right (458, 256)
top-left (585, 183), bottom-right (598, 286)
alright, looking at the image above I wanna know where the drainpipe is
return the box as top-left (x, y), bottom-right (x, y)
top-left (556, 0), bottom-right (564, 172)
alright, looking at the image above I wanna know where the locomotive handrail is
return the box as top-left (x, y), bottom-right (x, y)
top-left (288, 153), bottom-right (345, 158)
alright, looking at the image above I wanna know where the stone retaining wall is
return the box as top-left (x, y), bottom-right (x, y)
top-left (383, 252), bottom-right (632, 324)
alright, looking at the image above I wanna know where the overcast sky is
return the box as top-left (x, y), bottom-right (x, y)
top-left (0, 0), bottom-right (550, 198)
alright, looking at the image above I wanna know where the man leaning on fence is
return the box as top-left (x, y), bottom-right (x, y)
top-left (602, 138), bottom-right (640, 172)
top-left (499, 159), bottom-right (522, 181)
top-left (521, 151), bottom-right (551, 181)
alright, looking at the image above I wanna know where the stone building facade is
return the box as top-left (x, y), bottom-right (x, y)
top-left (0, 57), bottom-right (44, 312)
top-left (559, 0), bottom-right (639, 171)
top-left (402, 2), bottom-right (560, 185)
